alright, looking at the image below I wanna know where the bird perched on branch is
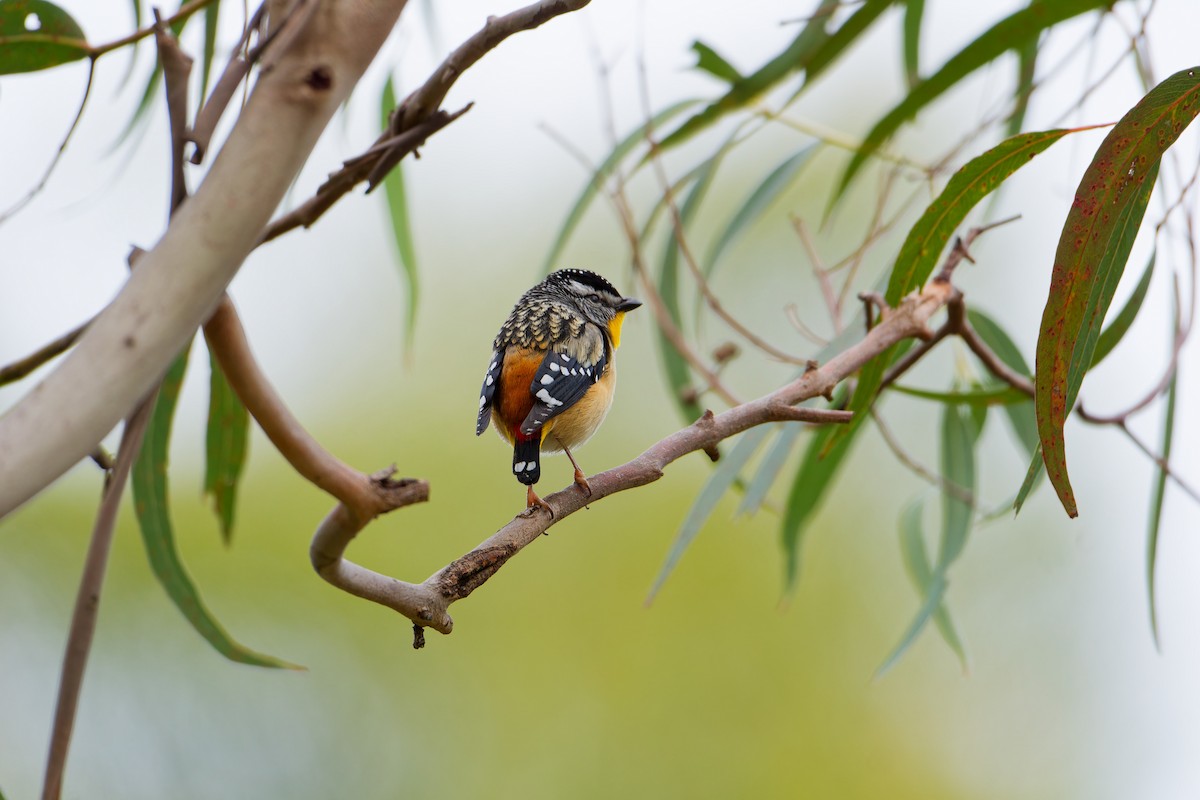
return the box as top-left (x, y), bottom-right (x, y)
top-left (475, 269), bottom-right (642, 513)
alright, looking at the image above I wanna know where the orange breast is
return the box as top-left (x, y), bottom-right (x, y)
top-left (493, 345), bottom-right (542, 443)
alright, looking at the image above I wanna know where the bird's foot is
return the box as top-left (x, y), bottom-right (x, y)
top-left (572, 467), bottom-right (593, 497)
top-left (524, 485), bottom-right (555, 518)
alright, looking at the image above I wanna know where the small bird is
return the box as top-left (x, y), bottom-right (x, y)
top-left (475, 269), bottom-right (642, 512)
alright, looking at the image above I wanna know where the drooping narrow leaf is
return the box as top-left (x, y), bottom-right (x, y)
top-left (197, 0), bottom-right (220, 101)
top-left (655, 135), bottom-right (740, 424)
top-left (1036, 70), bottom-right (1200, 517)
top-left (828, 127), bottom-right (1080, 461)
top-left (0, 0), bottom-right (89, 74)
top-left (902, 0), bottom-right (924, 89)
top-left (133, 346), bottom-right (300, 669)
top-left (647, 425), bottom-right (773, 603)
top-left (876, 572), bottom-right (947, 678)
top-left (737, 421), bottom-right (798, 516)
top-left (542, 98), bottom-right (700, 276)
top-left (937, 401), bottom-right (977, 569)
top-left (1006, 32), bottom-right (1039, 137)
top-left (833, 0), bottom-right (1112, 205)
top-left (1147, 315), bottom-right (1179, 649)
top-left (878, 401), bottom-right (977, 675)
top-left (892, 383), bottom-right (1026, 406)
top-left (691, 40), bottom-right (742, 83)
top-left (887, 127), bottom-right (1083, 306)
top-left (381, 76), bottom-right (420, 345)
top-left (204, 348), bottom-right (249, 544)
top-left (706, 144), bottom-right (816, 274)
top-left (896, 499), bottom-right (967, 669)
top-left (967, 308), bottom-right (1039, 470)
top-left (780, 386), bottom-right (856, 591)
top-left (1092, 250), bottom-right (1156, 368)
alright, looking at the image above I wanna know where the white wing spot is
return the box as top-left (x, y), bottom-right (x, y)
top-left (549, 362), bottom-right (560, 372)
top-left (536, 388), bottom-right (563, 407)
top-left (514, 461), bottom-right (526, 472)
top-left (489, 361), bottom-right (497, 371)
top-left (486, 375), bottom-right (494, 386)
top-left (540, 374), bottom-right (554, 385)
top-left (479, 395), bottom-right (486, 407)
top-left (560, 354), bottom-right (571, 362)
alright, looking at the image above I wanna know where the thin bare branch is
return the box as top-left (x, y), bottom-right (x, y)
top-left (0, 322), bottom-right (88, 388)
top-left (262, 0), bottom-right (591, 241)
top-left (41, 401), bottom-right (152, 800)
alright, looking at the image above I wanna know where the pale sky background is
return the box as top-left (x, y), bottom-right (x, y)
top-left (2, 1), bottom-right (1200, 797)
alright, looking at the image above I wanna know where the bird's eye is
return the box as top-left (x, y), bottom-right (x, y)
top-left (588, 293), bottom-right (601, 303)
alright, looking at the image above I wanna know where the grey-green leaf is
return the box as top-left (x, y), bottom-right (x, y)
top-left (1092, 250), bottom-right (1156, 368)
top-left (706, 144), bottom-right (816, 274)
top-left (896, 498), bottom-right (967, 670)
top-left (0, 0), bottom-right (89, 74)
top-left (1147, 313), bottom-right (1178, 650)
top-left (133, 345), bottom-right (301, 670)
top-left (381, 76), bottom-right (420, 346)
top-left (204, 348), bottom-right (249, 544)
top-left (692, 40), bottom-right (742, 83)
top-left (646, 425), bottom-right (772, 603)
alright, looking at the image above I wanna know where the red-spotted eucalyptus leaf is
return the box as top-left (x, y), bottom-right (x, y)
top-left (1035, 66), bottom-right (1200, 518)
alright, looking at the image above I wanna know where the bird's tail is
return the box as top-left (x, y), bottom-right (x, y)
top-left (512, 435), bottom-right (541, 486)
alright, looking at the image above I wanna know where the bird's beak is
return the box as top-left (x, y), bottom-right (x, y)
top-left (617, 297), bottom-right (643, 312)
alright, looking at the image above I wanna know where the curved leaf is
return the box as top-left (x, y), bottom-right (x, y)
top-left (646, 425), bottom-right (772, 603)
top-left (659, 0), bottom-right (889, 153)
top-left (706, 144), bottom-right (816, 274)
top-left (967, 308), bottom-right (1039, 466)
top-left (0, 0), bottom-right (89, 74)
top-left (133, 345), bottom-right (300, 669)
top-left (891, 383), bottom-right (1026, 406)
top-left (1147, 332), bottom-right (1177, 650)
top-left (834, 0), bottom-right (1112, 205)
top-left (893, 499), bottom-right (967, 671)
top-left (204, 349), bottom-right (249, 544)
top-left (886, 126), bottom-right (1083, 305)
top-left (1036, 66), bottom-right (1200, 517)
top-left (737, 421), bottom-right (799, 516)
top-left (692, 40), bottom-right (742, 83)
top-left (902, 0), bottom-right (924, 89)
top-left (1092, 250), bottom-right (1155, 368)
top-left (381, 76), bottom-right (420, 346)
top-left (780, 386), bottom-right (854, 591)
top-left (1006, 32), bottom-right (1039, 137)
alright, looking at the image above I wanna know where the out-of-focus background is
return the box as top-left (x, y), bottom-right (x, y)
top-left (2, 1), bottom-right (1198, 797)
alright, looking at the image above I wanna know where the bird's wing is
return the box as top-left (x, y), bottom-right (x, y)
top-left (474, 348), bottom-right (504, 435)
top-left (519, 323), bottom-right (607, 437)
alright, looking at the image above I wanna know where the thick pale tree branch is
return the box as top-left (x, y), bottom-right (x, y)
top-left (0, 0), bottom-right (413, 517)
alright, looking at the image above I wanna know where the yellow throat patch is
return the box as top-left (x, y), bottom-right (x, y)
top-left (608, 311), bottom-right (627, 348)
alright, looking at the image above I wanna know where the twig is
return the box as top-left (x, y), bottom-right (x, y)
top-left (41, 401), bottom-right (153, 800)
top-left (261, 0), bottom-right (591, 242)
top-left (0, 322), bottom-right (89, 388)
top-left (188, 3), bottom-right (268, 164)
top-left (0, 60), bottom-right (94, 225)
top-left (871, 408), bottom-right (974, 506)
top-left (88, 0), bottom-right (219, 57)
top-left (154, 10), bottom-right (194, 213)
top-left (790, 215), bottom-right (841, 335)
top-left (641, 123), bottom-right (813, 367)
